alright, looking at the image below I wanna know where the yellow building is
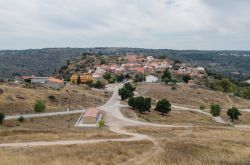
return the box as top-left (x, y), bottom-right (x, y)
top-left (71, 73), bottom-right (93, 84)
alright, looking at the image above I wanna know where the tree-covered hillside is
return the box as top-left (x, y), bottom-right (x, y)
top-left (0, 48), bottom-right (250, 82)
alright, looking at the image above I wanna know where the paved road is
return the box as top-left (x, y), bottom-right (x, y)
top-left (5, 109), bottom-right (85, 120)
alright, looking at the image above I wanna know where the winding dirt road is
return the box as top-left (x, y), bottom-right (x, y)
top-left (1, 83), bottom-right (249, 148)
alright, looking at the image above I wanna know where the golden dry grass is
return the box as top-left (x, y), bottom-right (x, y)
top-left (0, 83), bottom-right (111, 115)
top-left (136, 83), bottom-right (250, 109)
top-left (0, 114), bottom-right (125, 143)
top-left (126, 126), bottom-right (250, 165)
top-left (0, 140), bottom-right (153, 165)
top-left (121, 107), bottom-right (219, 126)
top-left (220, 110), bottom-right (250, 125)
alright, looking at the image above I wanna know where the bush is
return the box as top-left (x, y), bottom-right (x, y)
top-left (34, 100), bottom-right (46, 113)
top-left (48, 95), bottom-right (56, 100)
top-left (18, 116), bottom-right (25, 122)
top-left (0, 112), bottom-right (5, 124)
top-left (210, 103), bottom-right (221, 117)
top-left (155, 99), bottom-right (171, 116)
top-left (133, 74), bottom-right (145, 82)
top-left (227, 107), bottom-right (241, 122)
top-left (85, 80), bottom-right (93, 87)
top-left (182, 75), bottom-right (191, 83)
top-left (92, 80), bottom-right (105, 89)
top-left (116, 74), bottom-right (125, 82)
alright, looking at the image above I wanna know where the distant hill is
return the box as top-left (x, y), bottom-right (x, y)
top-left (0, 48), bottom-right (86, 78)
top-left (1, 47), bottom-right (250, 82)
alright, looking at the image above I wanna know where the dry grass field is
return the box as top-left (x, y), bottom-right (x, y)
top-left (0, 83), bottom-right (111, 115)
top-left (121, 107), bottom-right (220, 126)
top-left (126, 126), bottom-right (250, 165)
top-left (0, 114), bottom-right (125, 143)
top-left (220, 110), bottom-right (250, 125)
top-left (136, 83), bottom-right (250, 109)
top-left (0, 140), bottom-right (153, 165)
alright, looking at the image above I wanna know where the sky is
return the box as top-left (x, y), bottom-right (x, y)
top-left (0, 0), bottom-right (250, 50)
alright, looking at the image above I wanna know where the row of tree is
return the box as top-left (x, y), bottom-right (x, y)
top-left (207, 103), bottom-right (241, 122)
top-left (128, 96), bottom-right (172, 115)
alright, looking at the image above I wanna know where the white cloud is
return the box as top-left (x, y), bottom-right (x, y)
top-left (0, 0), bottom-right (249, 49)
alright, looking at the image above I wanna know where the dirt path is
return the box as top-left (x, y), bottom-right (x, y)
top-left (1, 83), bottom-right (249, 149)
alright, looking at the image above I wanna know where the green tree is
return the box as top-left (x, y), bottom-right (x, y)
top-left (34, 100), bottom-right (46, 113)
top-left (108, 76), bottom-right (116, 84)
top-left (130, 96), bottom-right (151, 113)
top-left (128, 97), bottom-right (136, 109)
top-left (182, 75), bottom-right (191, 83)
top-left (217, 79), bottom-right (236, 92)
top-left (162, 69), bottom-right (171, 83)
top-left (210, 103), bottom-right (221, 117)
top-left (227, 107), bottom-right (241, 122)
top-left (0, 112), bottom-right (5, 124)
top-left (118, 88), bottom-right (133, 100)
top-left (77, 74), bottom-right (81, 85)
top-left (124, 82), bottom-right (136, 92)
top-left (155, 99), bottom-right (171, 116)
top-left (116, 74), bottom-right (124, 82)
top-left (133, 74), bottom-right (145, 82)
top-left (103, 72), bottom-right (112, 81)
top-left (144, 98), bottom-right (152, 112)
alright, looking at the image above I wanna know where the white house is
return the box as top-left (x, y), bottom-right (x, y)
top-left (146, 56), bottom-right (154, 62)
top-left (92, 67), bottom-right (106, 79)
top-left (146, 75), bottom-right (159, 83)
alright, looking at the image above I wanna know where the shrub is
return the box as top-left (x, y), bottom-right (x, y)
top-left (0, 112), bottom-right (5, 124)
top-left (48, 95), bottom-right (56, 100)
top-left (18, 116), bottom-right (25, 122)
top-left (210, 103), bottom-right (221, 117)
top-left (34, 100), bottom-right (46, 113)
top-left (116, 74), bottom-right (125, 82)
top-left (133, 74), bottom-right (145, 82)
top-left (92, 80), bottom-right (105, 89)
top-left (182, 75), bottom-right (191, 83)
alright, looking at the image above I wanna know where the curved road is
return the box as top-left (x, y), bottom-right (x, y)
top-left (1, 83), bottom-right (249, 148)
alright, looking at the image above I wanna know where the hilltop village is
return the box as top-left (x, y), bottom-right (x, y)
top-left (57, 53), bottom-right (206, 87)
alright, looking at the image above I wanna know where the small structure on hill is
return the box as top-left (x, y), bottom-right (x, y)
top-left (83, 107), bottom-right (101, 124)
top-left (45, 77), bottom-right (65, 89)
top-left (146, 75), bottom-right (159, 83)
top-left (15, 76), bottom-right (65, 89)
top-left (71, 73), bottom-right (93, 84)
